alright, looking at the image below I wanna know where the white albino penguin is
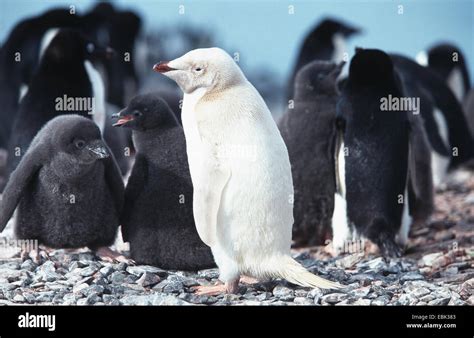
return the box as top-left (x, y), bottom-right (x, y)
top-left (154, 47), bottom-right (341, 295)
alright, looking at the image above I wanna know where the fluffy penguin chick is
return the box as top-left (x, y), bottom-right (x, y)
top-left (279, 60), bottom-right (344, 246)
top-left (0, 115), bottom-right (125, 260)
top-left (154, 47), bottom-right (341, 294)
top-left (112, 93), bottom-right (215, 270)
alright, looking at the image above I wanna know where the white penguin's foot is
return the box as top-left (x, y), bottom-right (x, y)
top-left (240, 275), bottom-right (259, 285)
top-left (95, 246), bottom-right (135, 264)
top-left (194, 279), bottom-right (240, 296)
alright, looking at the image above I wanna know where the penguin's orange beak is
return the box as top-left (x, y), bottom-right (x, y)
top-left (153, 62), bottom-right (175, 73)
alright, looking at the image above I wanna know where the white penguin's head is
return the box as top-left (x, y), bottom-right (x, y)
top-left (153, 47), bottom-right (246, 94)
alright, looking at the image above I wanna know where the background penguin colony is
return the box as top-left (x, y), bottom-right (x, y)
top-left (0, 1), bottom-right (472, 300)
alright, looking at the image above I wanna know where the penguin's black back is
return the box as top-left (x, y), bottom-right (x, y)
top-left (341, 49), bottom-right (409, 256)
top-left (391, 54), bottom-right (474, 167)
top-left (7, 29), bottom-right (93, 173)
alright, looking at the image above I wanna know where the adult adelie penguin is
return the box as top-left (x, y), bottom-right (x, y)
top-left (424, 43), bottom-right (474, 137)
top-left (279, 60), bottom-right (345, 246)
top-left (112, 93), bottom-right (215, 270)
top-left (333, 48), bottom-right (417, 257)
top-left (6, 29), bottom-right (112, 175)
top-left (0, 115), bottom-right (125, 262)
top-left (391, 53), bottom-right (474, 184)
top-left (426, 43), bottom-right (470, 102)
top-left (288, 18), bottom-right (360, 99)
top-left (154, 47), bottom-right (341, 294)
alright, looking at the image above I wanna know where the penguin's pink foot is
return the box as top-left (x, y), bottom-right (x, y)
top-left (22, 248), bottom-right (50, 264)
top-left (95, 246), bottom-right (135, 264)
top-left (240, 275), bottom-right (259, 285)
top-left (194, 279), bottom-right (240, 296)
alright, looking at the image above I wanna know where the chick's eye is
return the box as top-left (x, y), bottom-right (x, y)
top-left (75, 140), bottom-right (85, 149)
top-left (133, 111), bottom-right (142, 117)
top-left (86, 43), bottom-right (95, 54)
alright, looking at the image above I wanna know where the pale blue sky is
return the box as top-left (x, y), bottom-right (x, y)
top-left (1, 0), bottom-right (473, 83)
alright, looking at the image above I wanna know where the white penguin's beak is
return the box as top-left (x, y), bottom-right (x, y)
top-left (153, 61), bottom-right (176, 73)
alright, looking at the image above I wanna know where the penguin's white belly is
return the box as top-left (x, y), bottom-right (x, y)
top-left (182, 88), bottom-right (207, 185)
top-left (84, 60), bottom-right (106, 133)
top-left (431, 107), bottom-right (450, 187)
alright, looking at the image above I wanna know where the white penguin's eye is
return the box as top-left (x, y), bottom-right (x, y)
top-left (75, 140), bottom-right (86, 149)
top-left (86, 43), bottom-right (95, 54)
top-left (194, 67), bottom-right (203, 72)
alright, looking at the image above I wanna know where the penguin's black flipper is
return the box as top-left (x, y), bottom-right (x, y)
top-left (121, 154), bottom-right (147, 242)
top-left (103, 144), bottom-right (125, 215)
top-left (407, 112), bottom-right (434, 223)
top-left (0, 146), bottom-right (42, 231)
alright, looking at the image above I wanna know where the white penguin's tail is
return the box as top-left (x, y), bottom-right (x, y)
top-left (272, 256), bottom-right (343, 289)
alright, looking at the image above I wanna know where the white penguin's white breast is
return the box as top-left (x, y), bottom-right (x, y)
top-left (181, 87), bottom-right (207, 184)
top-left (84, 60), bottom-right (106, 133)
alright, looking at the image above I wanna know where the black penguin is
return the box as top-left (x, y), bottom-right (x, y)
top-left (425, 43), bottom-right (474, 138)
top-left (6, 29), bottom-right (112, 176)
top-left (0, 8), bottom-right (80, 148)
top-left (288, 18), bottom-right (360, 99)
top-left (426, 43), bottom-right (470, 101)
top-left (333, 49), bottom-right (411, 257)
top-left (112, 93), bottom-right (215, 270)
top-left (0, 115), bottom-right (124, 253)
top-left (279, 60), bottom-right (344, 246)
top-left (390, 54), bottom-right (474, 171)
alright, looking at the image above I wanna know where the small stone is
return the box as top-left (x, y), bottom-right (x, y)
top-left (77, 298), bottom-right (88, 306)
top-left (371, 295), bottom-right (390, 305)
top-left (350, 286), bottom-right (371, 298)
top-left (272, 285), bottom-right (294, 301)
top-left (78, 264), bottom-right (101, 277)
top-left (73, 283), bottom-right (89, 294)
top-left (293, 297), bottom-right (313, 305)
top-left (152, 294), bottom-right (192, 305)
top-left (85, 293), bottom-right (101, 305)
top-left (120, 295), bottom-right (153, 305)
top-left (109, 271), bottom-right (128, 284)
top-left (321, 293), bottom-right (348, 305)
top-left (153, 278), bottom-right (184, 294)
top-left (126, 265), bottom-right (168, 278)
top-left (420, 252), bottom-right (443, 267)
top-left (116, 262), bottom-right (128, 271)
top-left (466, 295), bottom-right (474, 305)
top-left (397, 294), bottom-right (418, 306)
top-left (428, 297), bottom-right (450, 306)
top-left (37, 261), bottom-right (60, 282)
top-left (103, 294), bottom-right (120, 305)
top-left (179, 292), bottom-right (217, 305)
top-left (35, 291), bottom-right (56, 303)
top-left (23, 293), bottom-right (36, 304)
top-left (136, 272), bottom-right (160, 287)
top-left (352, 298), bottom-right (371, 305)
top-left (400, 272), bottom-right (424, 283)
top-left (13, 294), bottom-right (25, 303)
top-left (99, 265), bottom-right (115, 277)
top-left (82, 285), bottom-right (105, 297)
top-left (197, 269), bottom-right (219, 280)
top-left (20, 259), bottom-right (37, 272)
top-left (256, 292), bottom-right (272, 301)
top-left (410, 287), bottom-right (431, 298)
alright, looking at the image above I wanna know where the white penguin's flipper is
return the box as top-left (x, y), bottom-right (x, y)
top-left (193, 155), bottom-right (231, 247)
